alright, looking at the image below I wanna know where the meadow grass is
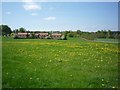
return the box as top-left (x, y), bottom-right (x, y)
top-left (2, 37), bottom-right (119, 88)
top-left (0, 37), bottom-right (2, 89)
top-left (94, 38), bottom-right (119, 43)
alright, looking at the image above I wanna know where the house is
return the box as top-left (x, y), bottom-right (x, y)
top-left (16, 33), bottom-right (30, 38)
top-left (14, 32), bottom-right (64, 40)
top-left (39, 33), bottom-right (49, 39)
top-left (51, 33), bottom-right (62, 39)
top-left (34, 33), bottom-right (39, 38)
top-left (35, 33), bottom-right (49, 39)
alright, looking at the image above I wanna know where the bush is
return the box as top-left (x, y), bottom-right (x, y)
top-left (45, 36), bottom-right (51, 39)
top-left (68, 33), bottom-right (74, 37)
top-left (10, 33), bottom-right (15, 37)
top-left (14, 35), bottom-right (19, 39)
top-left (61, 35), bottom-right (67, 40)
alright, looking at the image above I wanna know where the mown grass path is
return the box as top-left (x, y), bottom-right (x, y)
top-left (2, 37), bottom-right (119, 88)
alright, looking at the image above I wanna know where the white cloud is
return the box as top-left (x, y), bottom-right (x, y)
top-left (43, 16), bottom-right (56, 20)
top-left (23, 0), bottom-right (42, 10)
top-left (31, 13), bottom-right (38, 16)
top-left (6, 12), bottom-right (12, 15)
top-left (23, 3), bottom-right (41, 10)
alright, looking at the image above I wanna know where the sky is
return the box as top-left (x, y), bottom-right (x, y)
top-left (1, 1), bottom-right (118, 32)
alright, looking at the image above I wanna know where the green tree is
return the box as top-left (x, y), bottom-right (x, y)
top-left (0, 26), bottom-right (1, 36)
top-left (77, 30), bottom-right (81, 35)
top-left (26, 33), bottom-right (29, 38)
top-left (0, 25), bottom-right (12, 36)
top-left (107, 30), bottom-right (111, 38)
top-left (31, 33), bottom-right (35, 39)
top-left (96, 30), bottom-right (101, 38)
top-left (10, 33), bottom-right (15, 37)
top-left (13, 29), bottom-right (19, 33)
top-left (61, 34), bottom-right (67, 40)
top-left (19, 27), bottom-right (26, 33)
top-left (68, 32), bottom-right (74, 37)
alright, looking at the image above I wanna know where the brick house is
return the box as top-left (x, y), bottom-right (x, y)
top-left (16, 33), bottom-right (29, 38)
top-left (51, 33), bottom-right (62, 39)
top-left (35, 33), bottom-right (49, 39)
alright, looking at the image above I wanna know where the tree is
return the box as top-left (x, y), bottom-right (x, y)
top-left (26, 33), bottom-right (29, 38)
top-left (19, 27), bottom-right (26, 33)
top-left (77, 30), bottom-right (81, 35)
top-left (13, 29), bottom-right (19, 33)
top-left (68, 32), bottom-right (74, 37)
top-left (0, 26), bottom-right (1, 36)
top-left (96, 30), bottom-right (101, 38)
top-left (0, 25), bottom-right (12, 36)
top-left (10, 33), bottom-right (15, 37)
top-left (61, 33), bottom-right (67, 40)
top-left (31, 33), bottom-right (35, 39)
top-left (107, 30), bottom-right (111, 38)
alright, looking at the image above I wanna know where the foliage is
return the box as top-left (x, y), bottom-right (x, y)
top-left (26, 33), bottom-right (29, 38)
top-left (68, 32), bottom-right (74, 37)
top-left (13, 34), bottom-right (19, 39)
top-left (1, 25), bottom-right (120, 40)
top-left (13, 29), bottom-right (19, 33)
top-left (0, 25), bottom-right (12, 36)
top-left (80, 32), bottom-right (96, 40)
top-left (10, 33), bottom-right (15, 37)
top-left (45, 36), bottom-right (51, 39)
top-left (65, 30), bottom-right (120, 40)
top-left (19, 27), bottom-right (26, 33)
top-left (61, 31), bottom-right (67, 40)
top-left (31, 33), bottom-right (35, 39)
top-left (76, 30), bottom-right (82, 35)
top-left (61, 35), bottom-right (67, 40)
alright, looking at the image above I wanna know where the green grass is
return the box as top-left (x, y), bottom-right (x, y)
top-left (0, 37), bottom-right (2, 89)
top-left (2, 37), bottom-right (119, 88)
top-left (94, 38), bottom-right (119, 43)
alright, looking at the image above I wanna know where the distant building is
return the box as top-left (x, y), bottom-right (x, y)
top-left (51, 33), bottom-right (62, 39)
top-left (35, 33), bottom-right (49, 39)
top-left (16, 33), bottom-right (30, 38)
top-left (34, 33), bottom-right (39, 38)
top-left (39, 33), bottom-right (49, 39)
top-left (14, 32), bottom-right (63, 40)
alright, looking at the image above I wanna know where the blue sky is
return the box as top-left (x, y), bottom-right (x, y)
top-left (2, 2), bottom-right (118, 32)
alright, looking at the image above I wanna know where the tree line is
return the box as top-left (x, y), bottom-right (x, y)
top-left (64, 30), bottom-right (120, 40)
top-left (0, 24), bottom-right (120, 40)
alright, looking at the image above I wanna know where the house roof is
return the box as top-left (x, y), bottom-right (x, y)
top-left (35, 33), bottom-right (48, 35)
top-left (35, 33), bottom-right (39, 36)
top-left (40, 33), bottom-right (48, 35)
top-left (17, 33), bottom-right (28, 35)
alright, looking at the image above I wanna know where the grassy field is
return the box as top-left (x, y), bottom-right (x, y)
top-left (2, 37), bottom-right (119, 88)
top-left (94, 38), bottom-right (119, 43)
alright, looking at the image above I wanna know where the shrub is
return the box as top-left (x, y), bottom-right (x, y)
top-left (14, 35), bottom-right (19, 39)
top-left (61, 35), bottom-right (67, 40)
